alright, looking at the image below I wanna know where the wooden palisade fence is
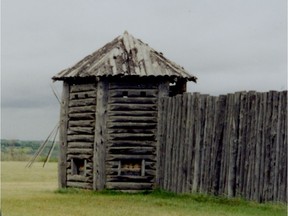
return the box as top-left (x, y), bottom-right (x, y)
top-left (158, 91), bottom-right (287, 203)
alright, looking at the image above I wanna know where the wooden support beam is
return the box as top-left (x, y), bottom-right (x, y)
top-left (58, 82), bottom-right (69, 188)
top-left (94, 79), bottom-right (108, 190)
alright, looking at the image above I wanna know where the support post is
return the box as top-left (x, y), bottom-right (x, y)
top-left (156, 80), bottom-right (169, 188)
top-left (93, 79), bottom-right (108, 190)
top-left (58, 81), bottom-right (70, 188)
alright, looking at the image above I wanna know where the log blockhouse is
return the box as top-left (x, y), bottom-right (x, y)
top-left (53, 32), bottom-right (196, 191)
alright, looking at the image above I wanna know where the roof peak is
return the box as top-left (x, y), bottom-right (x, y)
top-left (52, 32), bottom-right (197, 82)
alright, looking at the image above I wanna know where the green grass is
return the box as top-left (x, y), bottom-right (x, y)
top-left (1, 161), bottom-right (286, 216)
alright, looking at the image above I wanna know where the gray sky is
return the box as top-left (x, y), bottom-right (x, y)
top-left (1, 0), bottom-right (287, 140)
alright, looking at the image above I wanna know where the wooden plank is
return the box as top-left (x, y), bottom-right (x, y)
top-left (108, 128), bottom-right (156, 134)
top-left (108, 116), bottom-right (157, 123)
top-left (227, 93), bottom-right (237, 197)
top-left (107, 122), bottom-right (157, 128)
top-left (67, 181), bottom-right (93, 189)
top-left (254, 92), bottom-right (263, 201)
top-left (273, 91), bottom-right (281, 201)
top-left (69, 98), bottom-right (96, 107)
top-left (109, 104), bottom-right (157, 111)
top-left (68, 127), bottom-right (94, 135)
top-left (163, 97), bottom-right (171, 190)
top-left (109, 89), bottom-right (158, 98)
top-left (106, 154), bottom-right (156, 161)
top-left (108, 110), bottom-right (157, 117)
top-left (67, 134), bottom-right (94, 142)
top-left (106, 175), bottom-right (153, 183)
top-left (67, 148), bottom-right (93, 155)
top-left (108, 146), bottom-right (155, 155)
top-left (109, 82), bottom-right (158, 90)
top-left (70, 90), bottom-right (96, 100)
top-left (175, 95), bottom-right (182, 193)
top-left (68, 112), bottom-right (95, 120)
top-left (192, 93), bottom-right (201, 193)
top-left (67, 175), bottom-right (93, 182)
top-left (179, 93), bottom-right (188, 192)
top-left (169, 96), bottom-right (177, 192)
top-left (58, 82), bottom-right (69, 188)
top-left (68, 105), bottom-right (96, 114)
top-left (70, 83), bottom-right (96, 93)
top-left (68, 120), bottom-right (95, 127)
top-left (94, 80), bottom-right (108, 190)
top-left (67, 142), bottom-right (93, 149)
top-left (108, 97), bottom-right (157, 104)
top-left (108, 133), bottom-right (155, 140)
top-left (67, 154), bottom-right (93, 160)
top-left (107, 140), bottom-right (156, 147)
top-left (157, 81), bottom-right (169, 188)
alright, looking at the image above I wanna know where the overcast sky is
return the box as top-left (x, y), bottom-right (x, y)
top-left (1, 0), bottom-right (287, 140)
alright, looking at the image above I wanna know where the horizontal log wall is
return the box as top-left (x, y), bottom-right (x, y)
top-left (158, 91), bottom-right (287, 203)
top-left (106, 82), bottom-right (159, 190)
top-left (65, 83), bottom-right (97, 190)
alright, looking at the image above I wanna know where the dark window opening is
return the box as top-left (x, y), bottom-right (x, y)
top-left (169, 80), bottom-right (187, 97)
top-left (75, 94), bottom-right (79, 99)
top-left (118, 159), bottom-right (145, 176)
top-left (140, 91), bottom-right (146, 97)
top-left (122, 91), bottom-right (128, 98)
top-left (84, 93), bottom-right (88, 98)
top-left (71, 158), bottom-right (86, 176)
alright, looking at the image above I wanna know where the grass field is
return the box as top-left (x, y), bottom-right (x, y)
top-left (1, 161), bottom-right (286, 216)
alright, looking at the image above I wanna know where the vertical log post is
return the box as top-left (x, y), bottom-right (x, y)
top-left (58, 81), bottom-right (70, 188)
top-left (156, 81), bottom-right (169, 188)
top-left (93, 79), bottom-right (108, 190)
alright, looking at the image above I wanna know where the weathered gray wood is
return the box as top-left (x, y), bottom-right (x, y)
top-left (67, 175), bottom-right (92, 182)
top-left (106, 154), bottom-right (156, 161)
top-left (70, 83), bottom-right (96, 93)
top-left (108, 111), bottom-right (157, 117)
top-left (68, 127), bottom-right (94, 135)
top-left (67, 142), bottom-right (93, 149)
top-left (107, 140), bottom-right (155, 147)
top-left (68, 112), bottom-right (95, 120)
top-left (68, 105), bottom-right (96, 114)
top-left (58, 81), bottom-right (70, 188)
top-left (109, 103), bottom-right (157, 111)
top-left (109, 89), bottom-right (158, 97)
top-left (108, 128), bottom-right (156, 134)
top-left (109, 82), bottom-right (158, 90)
top-left (67, 134), bottom-right (94, 142)
top-left (69, 120), bottom-right (95, 127)
top-left (67, 181), bottom-right (93, 189)
top-left (108, 116), bottom-right (157, 123)
top-left (109, 97), bottom-right (157, 104)
top-left (67, 154), bottom-right (93, 160)
top-left (70, 90), bottom-right (97, 100)
top-left (141, 159), bottom-right (146, 177)
top-left (108, 133), bottom-right (155, 140)
top-left (163, 97), bottom-right (172, 190)
top-left (175, 95), bottom-right (182, 193)
top-left (157, 91), bottom-right (287, 202)
top-left (192, 93), bottom-right (201, 193)
top-left (106, 175), bottom-right (153, 182)
top-left (67, 148), bottom-right (93, 155)
top-left (94, 80), bottom-right (108, 190)
top-left (107, 122), bottom-right (157, 128)
top-left (69, 98), bottom-right (96, 107)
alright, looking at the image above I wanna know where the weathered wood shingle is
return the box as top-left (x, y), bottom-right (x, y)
top-left (52, 31), bottom-right (197, 82)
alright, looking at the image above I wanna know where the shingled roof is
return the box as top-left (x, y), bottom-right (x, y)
top-left (52, 31), bottom-right (197, 82)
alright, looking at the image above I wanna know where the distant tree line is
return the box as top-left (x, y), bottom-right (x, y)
top-left (1, 139), bottom-right (59, 162)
